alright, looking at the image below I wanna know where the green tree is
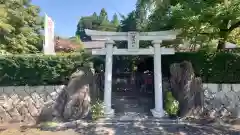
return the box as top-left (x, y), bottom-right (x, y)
top-left (170, 0), bottom-right (240, 49)
top-left (75, 9), bottom-right (119, 41)
top-left (136, 0), bottom-right (147, 31)
top-left (146, 0), bottom-right (240, 49)
top-left (0, 0), bottom-right (43, 54)
top-left (119, 11), bottom-right (137, 32)
top-left (135, 0), bottom-right (167, 31)
top-left (92, 12), bottom-right (98, 20)
top-left (111, 13), bottom-right (119, 26)
top-left (99, 8), bottom-right (108, 22)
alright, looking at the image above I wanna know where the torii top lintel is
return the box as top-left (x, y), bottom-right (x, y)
top-left (85, 29), bottom-right (180, 49)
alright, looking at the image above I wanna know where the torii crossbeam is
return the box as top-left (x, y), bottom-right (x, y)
top-left (85, 29), bottom-right (179, 118)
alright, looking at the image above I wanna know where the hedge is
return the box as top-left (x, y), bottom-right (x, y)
top-left (0, 51), bottom-right (240, 86)
top-left (92, 52), bottom-right (240, 83)
top-left (162, 51), bottom-right (240, 83)
top-left (0, 53), bottom-right (91, 86)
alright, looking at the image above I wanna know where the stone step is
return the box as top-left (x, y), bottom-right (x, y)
top-left (97, 117), bottom-right (184, 125)
top-left (97, 112), bottom-right (185, 124)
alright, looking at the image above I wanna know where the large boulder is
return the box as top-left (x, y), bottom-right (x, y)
top-left (38, 67), bottom-right (97, 122)
top-left (170, 61), bottom-right (204, 118)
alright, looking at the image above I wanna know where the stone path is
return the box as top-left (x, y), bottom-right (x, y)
top-left (74, 118), bottom-right (240, 135)
top-left (2, 95), bottom-right (240, 135)
top-left (111, 95), bottom-right (154, 114)
top-left (74, 95), bottom-right (240, 135)
top-left (35, 112), bottom-right (240, 135)
top-left (1, 113), bottom-right (240, 135)
top-left (2, 120), bottom-right (240, 135)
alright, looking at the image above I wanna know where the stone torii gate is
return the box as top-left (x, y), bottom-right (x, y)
top-left (85, 29), bottom-right (179, 118)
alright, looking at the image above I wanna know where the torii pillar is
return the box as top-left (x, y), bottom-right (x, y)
top-left (85, 29), bottom-right (179, 118)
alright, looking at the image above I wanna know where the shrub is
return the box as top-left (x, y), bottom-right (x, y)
top-left (90, 100), bottom-right (104, 120)
top-left (1, 51), bottom-right (240, 86)
top-left (164, 91), bottom-right (179, 116)
top-left (162, 51), bottom-right (240, 83)
top-left (0, 52), bottom-right (90, 86)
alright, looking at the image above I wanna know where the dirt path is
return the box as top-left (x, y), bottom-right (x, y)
top-left (0, 129), bottom-right (79, 135)
top-left (0, 123), bottom-right (78, 135)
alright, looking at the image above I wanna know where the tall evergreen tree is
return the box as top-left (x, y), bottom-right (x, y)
top-left (111, 13), bottom-right (119, 26)
top-left (120, 11), bottom-right (137, 32)
top-left (75, 9), bottom-right (119, 41)
top-left (92, 12), bottom-right (98, 20)
top-left (99, 8), bottom-right (108, 22)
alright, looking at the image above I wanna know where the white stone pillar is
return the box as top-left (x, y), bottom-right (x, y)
top-left (151, 40), bottom-right (164, 118)
top-left (103, 40), bottom-right (115, 117)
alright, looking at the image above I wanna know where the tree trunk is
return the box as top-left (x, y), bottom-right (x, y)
top-left (217, 39), bottom-right (226, 50)
top-left (170, 61), bottom-right (204, 118)
top-left (217, 27), bottom-right (228, 50)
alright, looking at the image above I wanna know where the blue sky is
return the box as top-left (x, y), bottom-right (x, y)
top-left (31, 0), bottom-right (137, 38)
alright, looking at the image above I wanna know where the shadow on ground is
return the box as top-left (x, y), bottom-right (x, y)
top-left (73, 121), bottom-right (240, 135)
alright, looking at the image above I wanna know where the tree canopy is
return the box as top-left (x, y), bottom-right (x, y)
top-left (119, 11), bottom-right (137, 32)
top-left (75, 8), bottom-right (120, 41)
top-left (0, 0), bottom-right (43, 54)
top-left (111, 13), bottom-right (120, 26)
top-left (142, 0), bottom-right (240, 49)
top-left (3, 0), bottom-right (239, 54)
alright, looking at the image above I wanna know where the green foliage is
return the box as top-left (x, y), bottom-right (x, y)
top-left (0, 0), bottom-right (43, 54)
top-left (119, 11), bottom-right (137, 32)
top-left (137, 0), bottom-right (167, 8)
top-left (0, 53), bottom-right (90, 86)
top-left (75, 8), bottom-right (119, 41)
top-left (162, 51), bottom-right (240, 83)
top-left (164, 91), bottom-right (179, 116)
top-left (137, 0), bottom-right (173, 31)
top-left (145, 0), bottom-right (240, 48)
top-left (2, 51), bottom-right (240, 86)
top-left (170, 0), bottom-right (240, 42)
top-left (135, 0), bottom-right (148, 31)
top-left (99, 8), bottom-right (108, 21)
top-left (228, 28), bottom-right (240, 45)
top-left (90, 100), bottom-right (104, 120)
top-left (111, 13), bottom-right (120, 26)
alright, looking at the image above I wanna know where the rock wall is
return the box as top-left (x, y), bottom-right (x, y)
top-left (1, 83), bottom-right (240, 123)
top-left (203, 84), bottom-right (240, 118)
top-left (0, 85), bottom-right (64, 124)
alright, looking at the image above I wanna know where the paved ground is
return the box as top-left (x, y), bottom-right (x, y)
top-left (1, 120), bottom-right (240, 135)
top-left (75, 123), bottom-right (240, 135)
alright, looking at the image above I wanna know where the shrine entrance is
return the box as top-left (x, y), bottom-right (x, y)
top-left (111, 55), bottom-right (153, 95)
top-left (112, 56), bottom-right (154, 114)
top-left (86, 29), bottom-right (179, 118)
